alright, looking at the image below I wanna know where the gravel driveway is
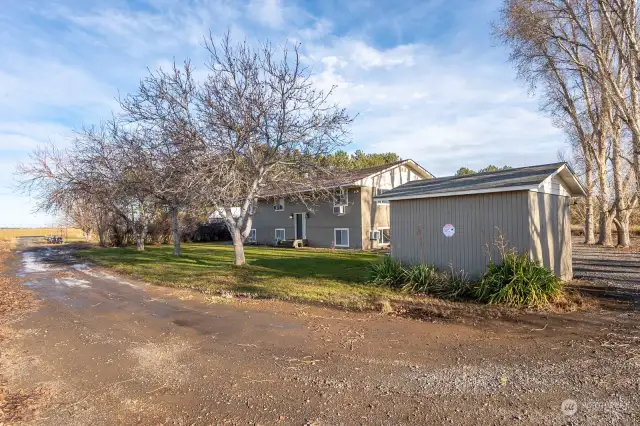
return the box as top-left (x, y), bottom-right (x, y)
top-left (573, 237), bottom-right (640, 303)
top-left (1, 238), bottom-right (639, 425)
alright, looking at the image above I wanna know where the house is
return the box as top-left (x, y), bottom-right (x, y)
top-left (375, 163), bottom-right (586, 280)
top-left (249, 160), bottom-right (433, 249)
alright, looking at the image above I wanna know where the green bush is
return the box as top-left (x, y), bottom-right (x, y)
top-left (369, 256), bottom-right (407, 288)
top-left (369, 259), bottom-right (473, 300)
top-left (427, 268), bottom-right (472, 300)
top-left (473, 250), bottom-right (563, 307)
top-left (402, 264), bottom-right (445, 293)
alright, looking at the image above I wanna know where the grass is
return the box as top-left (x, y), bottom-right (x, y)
top-left (77, 243), bottom-right (420, 309)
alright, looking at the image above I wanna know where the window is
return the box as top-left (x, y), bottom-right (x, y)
top-left (275, 228), bottom-right (285, 242)
top-left (248, 229), bottom-right (256, 242)
top-left (334, 228), bottom-right (349, 247)
top-left (375, 187), bottom-right (389, 205)
top-left (274, 198), bottom-right (285, 211)
top-left (334, 188), bottom-right (348, 207)
top-left (378, 227), bottom-right (390, 246)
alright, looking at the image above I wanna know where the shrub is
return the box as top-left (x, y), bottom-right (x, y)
top-left (427, 268), bottom-right (472, 300)
top-left (369, 256), bottom-right (407, 288)
top-left (402, 264), bottom-right (446, 293)
top-left (474, 250), bottom-right (563, 308)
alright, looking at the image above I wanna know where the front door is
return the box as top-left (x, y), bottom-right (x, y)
top-left (294, 213), bottom-right (306, 239)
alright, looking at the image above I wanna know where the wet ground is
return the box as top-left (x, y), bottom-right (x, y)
top-left (1, 238), bottom-right (639, 425)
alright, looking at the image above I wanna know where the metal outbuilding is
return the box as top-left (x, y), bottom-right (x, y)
top-left (375, 163), bottom-right (586, 280)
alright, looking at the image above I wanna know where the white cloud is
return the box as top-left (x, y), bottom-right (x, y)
top-left (0, 122), bottom-right (72, 150)
top-left (0, 55), bottom-right (116, 121)
top-left (247, 0), bottom-right (285, 28)
top-left (302, 38), bottom-right (561, 175)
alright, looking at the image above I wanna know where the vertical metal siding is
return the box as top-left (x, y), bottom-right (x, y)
top-left (528, 192), bottom-right (572, 280)
top-left (390, 192), bottom-right (531, 278)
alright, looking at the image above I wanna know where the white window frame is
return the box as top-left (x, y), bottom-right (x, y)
top-left (248, 229), bottom-right (257, 242)
top-left (274, 198), bottom-right (285, 211)
top-left (334, 228), bottom-right (350, 248)
top-left (377, 227), bottom-right (390, 246)
top-left (375, 187), bottom-right (390, 205)
top-left (334, 187), bottom-right (348, 207)
top-left (275, 228), bottom-right (285, 242)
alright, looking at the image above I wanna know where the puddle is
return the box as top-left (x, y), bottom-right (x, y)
top-left (73, 264), bottom-right (143, 289)
top-left (20, 251), bottom-right (62, 274)
top-left (56, 277), bottom-right (91, 289)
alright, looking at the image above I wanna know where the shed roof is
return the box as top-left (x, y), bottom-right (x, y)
top-left (375, 162), bottom-right (586, 201)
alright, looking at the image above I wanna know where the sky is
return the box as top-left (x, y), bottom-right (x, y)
top-left (0, 0), bottom-right (564, 227)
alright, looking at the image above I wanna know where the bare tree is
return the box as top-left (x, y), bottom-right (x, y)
top-left (16, 121), bottom-right (156, 251)
top-left (194, 34), bottom-right (353, 265)
top-left (119, 61), bottom-right (202, 256)
top-left (497, 0), bottom-right (639, 247)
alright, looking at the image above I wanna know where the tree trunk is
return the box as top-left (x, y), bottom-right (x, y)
top-left (595, 148), bottom-right (613, 246)
top-left (614, 212), bottom-right (632, 247)
top-left (136, 219), bottom-right (148, 252)
top-left (231, 227), bottom-right (246, 266)
top-left (598, 211), bottom-right (614, 246)
top-left (97, 228), bottom-right (105, 246)
top-left (170, 206), bottom-right (181, 256)
top-left (583, 159), bottom-right (596, 244)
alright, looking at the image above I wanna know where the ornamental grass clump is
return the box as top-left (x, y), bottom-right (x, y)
top-left (474, 249), bottom-right (563, 308)
top-left (369, 256), bottom-right (407, 288)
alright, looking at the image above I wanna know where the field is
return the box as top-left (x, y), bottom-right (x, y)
top-left (0, 228), bottom-right (85, 246)
top-left (77, 243), bottom-right (418, 309)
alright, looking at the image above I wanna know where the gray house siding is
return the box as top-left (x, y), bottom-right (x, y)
top-left (528, 192), bottom-right (572, 280)
top-left (390, 192), bottom-right (531, 278)
top-left (251, 188), bottom-right (363, 248)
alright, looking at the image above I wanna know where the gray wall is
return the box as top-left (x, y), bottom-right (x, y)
top-left (390, 191), bottom-right (573, 279)
top-left (528, 192), bottom-right (572, 280)
top-left (390, 192), bottom-right (531, 278)
top-left (251, 188), bottom-right (363, 248)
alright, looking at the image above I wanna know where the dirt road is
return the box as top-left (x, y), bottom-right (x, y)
top-left (1, 239), bottom-right (639, 425)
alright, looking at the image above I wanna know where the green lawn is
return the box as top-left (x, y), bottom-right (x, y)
top-left (76, 243), bottom-right (411, 309)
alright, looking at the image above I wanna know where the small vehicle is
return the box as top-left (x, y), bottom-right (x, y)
top-left (45, 236), bottom-right (64, 244)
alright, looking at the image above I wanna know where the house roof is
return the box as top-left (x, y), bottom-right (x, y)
top-left (333, 159), bottom-right (433, 186)
top-left (260, 159), bottom-right (433, 198)
top-left (374, 162), bottom-right (586, 201)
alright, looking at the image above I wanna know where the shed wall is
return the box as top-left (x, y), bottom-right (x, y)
top-left (390, 192), bottom-right (531, 278)
top-left (528, 192), bottom-right (572, 280)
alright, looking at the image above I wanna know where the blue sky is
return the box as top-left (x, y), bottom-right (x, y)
top-left (0, 0), bottom-right (563, 227)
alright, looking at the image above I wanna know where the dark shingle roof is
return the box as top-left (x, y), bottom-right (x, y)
top-left (260, 159), bottom-right (433, 198)
top-left (377, 162), bottom-right (583, 200)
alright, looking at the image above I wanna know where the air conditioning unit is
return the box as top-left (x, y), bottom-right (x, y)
top-left (369, 231), bottom-right (379, 241)
top-left (333, 205), bottom-right (345, 215)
